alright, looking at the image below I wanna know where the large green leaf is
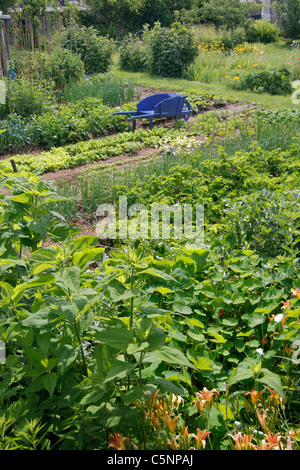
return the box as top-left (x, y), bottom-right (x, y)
top-left (94, 327), bottom-right (133, 350)
top-left (258, 368), bottom-right (284, 397)
top-left (102, 359), bottom-right (136, 383)
top-left (154, 346), bottom-right (196, 369)
top-left (173, 302), bottom-right (193, 315)
top-left (72, 247), bottom-right (104, 270)
top-left (56, 344), bottom-right (80, 374)
top-left (137, 268), bottom-right (177, 282)
top-left (55, 267), bottom-right (81, 294)
top-left (21, 308), bottom-right (58, 329)
top-left (190, 248), bottom-right (209, 267)
top-left (41, 372), bottom-right (57, 397)
top-left (228, 367), bottom-right (254, 387)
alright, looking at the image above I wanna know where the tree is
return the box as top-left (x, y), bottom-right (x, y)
top-left (84, 0), bottom-right (193, 35)
top-left (275, 0), bottom-right (300, 39)
top-left (200, 0), bottom-right (258, 49)
top-left (0, 0), bottom-right (18, 13)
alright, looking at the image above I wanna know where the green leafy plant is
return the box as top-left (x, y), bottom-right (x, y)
top-left (143, 22), bottom-right (198, 77)
top-left (62, 23), bottom-right (114, 74)
top-left (0, 78), bottom-right (53, 119)
top-left (244, 19), bottom-right (281, 44)
top-left (119, 34), bottom-right (151, 73)
top-left (230, 66), bottom-right (293, 95)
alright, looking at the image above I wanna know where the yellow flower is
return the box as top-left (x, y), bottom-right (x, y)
top-left (233, 76), bottom-right (239, 80)
top-left (253, 63), bottom-right (258, 67)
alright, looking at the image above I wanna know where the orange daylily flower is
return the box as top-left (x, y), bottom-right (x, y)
top-left (228, 431), bottom-right (255, 450)
top-left (162, 414), bottom-right (180, 434)
top-left (193, 428), bottom-right (211, 450)
top-left (253, 439), bottom-right (277, 450)
top-left (267, 388), bottom-right (285, 409)
top-left (265, 431), bottom-right (283, 450)
top-left (256, 408), bottom-right (270, 433)
top-left (291, 288), bottom-right (300, 299)
top-left (281, 300), bottom-right (291, 311)
top-left (167, 438), bottom-right (181, 450)
top-left (108, 433), bottom-right (130, 450)
top-left (245, 389), bottom-right (264, 406)
top-left (192, 388), bottom-right (220, 413)
top-left (145, 410), bottom-right (161, 428)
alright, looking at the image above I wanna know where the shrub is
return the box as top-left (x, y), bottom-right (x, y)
top-left (62, 24), bottom-right (114, 74)
top-left (41, 48), bottom-right (85, 92)
top-left (231, 66), bottom-right (292, 95)
top-left (143, 22), bottom-right (198, 77)
top-left (245, 19), bottom-right (281, 44)
top-left (119, 34), bottom-right (151, 72)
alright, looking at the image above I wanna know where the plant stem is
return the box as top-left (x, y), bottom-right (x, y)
top-left (74, 319), bottom-right (88, 377)
top-left (129, 264), bottom-right (135, 328)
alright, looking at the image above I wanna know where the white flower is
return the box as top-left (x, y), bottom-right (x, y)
top-left (171, 394), bottom-right (184, 406)
top-left (256, 348), bottom-right (264, 356)
top-left (274, 313), bottom-right (284, 323)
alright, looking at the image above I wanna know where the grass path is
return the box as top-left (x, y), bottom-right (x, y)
top-left (112, 66), bottom-right (297, 109)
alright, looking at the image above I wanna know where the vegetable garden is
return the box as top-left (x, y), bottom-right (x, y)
top-left (0, 5), bottom-right (299, 452)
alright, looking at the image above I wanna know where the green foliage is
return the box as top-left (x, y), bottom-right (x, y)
top-left (119, 34), bottom-right (151, 73)
top-left (63, 73), bottom-right (140, 106)
top-left (84, 0), bottom-right (193, 36)
top-left (200, 0), bottom-right (257, 48)
top-left (13, 48), bottom-right (85, 96)
top-left (0, 78), bottom-right (53, 119)
top-left (231, 66), bottom-right (293, 95)
top-left (0, 98), bottom-right (129, 154)
top-left (244, 19), bottom-right (281, 44)
top-left (0, 171), bottom-right (299, 449)
top-left (0, 0), bottom-right (17, 12)
top-left (0, 88), bottom-right (226, 155)
top-left (41, 48), bottom-right (85, 92)
top-left (275, 0), bottom-right (300, 39)
top-left (143, 22), bottom-right (198, 77)
top-left (0, 127), bottom-right (178, 173)
top-left (62, 23), bottom-right (114, 74)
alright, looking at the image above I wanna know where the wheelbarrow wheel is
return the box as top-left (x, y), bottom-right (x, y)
top-left (179, 99), bottom-right (192, 122)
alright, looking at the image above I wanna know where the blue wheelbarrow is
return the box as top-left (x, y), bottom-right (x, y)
top-left (112, 93), bottom-right (192, 131)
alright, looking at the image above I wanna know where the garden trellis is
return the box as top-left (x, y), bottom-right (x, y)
top-left (0, 11), bottom-right (14, 79)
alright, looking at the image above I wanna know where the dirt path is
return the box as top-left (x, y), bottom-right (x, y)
top-left (42, 147), bottom-right (157, 183)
